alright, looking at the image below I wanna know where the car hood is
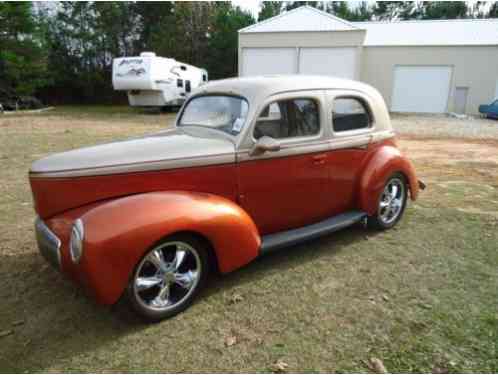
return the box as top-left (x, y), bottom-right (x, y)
top-left (30, 127), bottom-right (235, 177)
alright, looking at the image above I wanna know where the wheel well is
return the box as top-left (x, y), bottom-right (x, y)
top-left (393, 171), bottom-right (410, 199)
top-left (167, 230), bottom-right (220, 274)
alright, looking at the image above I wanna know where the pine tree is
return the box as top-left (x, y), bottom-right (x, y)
top-left (258, 2), bottom-right (282, 21)
top-left (0, 2), bottom-right (50, 96)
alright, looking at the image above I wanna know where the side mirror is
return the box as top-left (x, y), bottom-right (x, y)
top-left (250, 136), bottom-right (281, 156)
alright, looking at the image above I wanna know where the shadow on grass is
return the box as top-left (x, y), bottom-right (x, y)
top-left (198, 222), bottom-right (377, 302)
top-left (0, 223), bottom-right (376, 372)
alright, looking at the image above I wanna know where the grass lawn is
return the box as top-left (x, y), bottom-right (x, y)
top-left (0, 107), bottom-right (497, 373)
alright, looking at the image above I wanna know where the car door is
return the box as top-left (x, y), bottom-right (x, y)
top-left (324, 91), bottom-right (375, 214)
top-left (236, 91), bottom-right (331, 235)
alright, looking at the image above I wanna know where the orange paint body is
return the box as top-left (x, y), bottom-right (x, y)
top-left (30, 138), bottom-right (418, 305)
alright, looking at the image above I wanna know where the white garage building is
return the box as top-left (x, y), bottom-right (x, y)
top-left (238, 6), bottom-right (498, 114)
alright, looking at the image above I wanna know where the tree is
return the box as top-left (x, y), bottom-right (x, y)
top-left (373, 1), bottom-right (405, 20)
top-left (420, 1), bottom-right (468, 19)
top-left (284, 1), bottom-right (319, 11)
top-left (0, 2), bottom-right (50, 96)
top-left (258, 1), bottom-right (282, 21)
top-left (489, 2), bottom-right (498, 17)
top-left (330, 2), bottom-right (351, 19)
top-left (133, 2), bottom-right (175, 54)
top-left (207, 3), bottom-right (254, 79)
top-left (348, 2), bottom-right (374, 21)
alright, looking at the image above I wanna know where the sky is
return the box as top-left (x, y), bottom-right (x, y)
top-left (231, 0), bottom-right (261, 18)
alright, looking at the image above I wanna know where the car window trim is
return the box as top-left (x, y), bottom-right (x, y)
top-left (331, 95), bottom-right (374, 135)
top-left (251, 96), bottom-right (322, 143)
top-left (177, 93), bottom-right (250, 138)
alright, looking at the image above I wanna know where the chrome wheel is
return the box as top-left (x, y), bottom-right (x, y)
top-left (378, 177), bottom-right (405, 225)
top-left (133, 241), bottom-right (201, 312)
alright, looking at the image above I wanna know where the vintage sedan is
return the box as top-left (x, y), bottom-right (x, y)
top-left (30, 76), bottom-right (422, 321)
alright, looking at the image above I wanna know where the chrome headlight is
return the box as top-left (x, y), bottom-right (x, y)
top-left (70, 219), bottom-right (84, 264)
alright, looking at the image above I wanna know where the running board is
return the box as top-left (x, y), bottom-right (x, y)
top-left (260, 210), bottom-right (367, 255)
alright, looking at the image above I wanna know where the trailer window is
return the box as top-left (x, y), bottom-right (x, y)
top-left (177, 79), bottom-right (183, 88)
top-left (185, 80), bottom-right (191, 93)
top-left (179, 95), bottom-right (249, 136)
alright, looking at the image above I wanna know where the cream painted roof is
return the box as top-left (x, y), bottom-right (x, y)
top-left (193, 75), bottom-right (379, 101)
top-left (239, 5), bottom-right (361, 33)
top-left (358, 18), bottom-right (498, 46)
top-left (192, 75), bottom-right (392, 140)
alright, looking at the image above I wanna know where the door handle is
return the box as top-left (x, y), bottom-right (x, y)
top-left (312, 154), bottom-right (327, 165)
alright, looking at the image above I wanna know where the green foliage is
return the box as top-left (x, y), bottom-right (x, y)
top-left (207, 3), bottom-right (255, 79)
top-left (490, 2), bottom-right (498, 17)
top-left (0, 2), bottom-right (50, 96)
top-left (284, 1), bottom-right (319, 12)
top-left (258, 1), bottom-right (283, 21)
top-left (421, 1), bottom-right (468, 19)
top-left (349, 2), bottom-right (375, 21)
top-left (2, 1), bottom-right (498, 104)
top-left (330, 1), bottom-right (351, 19)
top-left (372, 1), bottom-right (425, 20)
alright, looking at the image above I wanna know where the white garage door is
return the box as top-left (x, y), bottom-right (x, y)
top-left (299, 47), bottom-right (356, 79)
top-left (242, 48), bottom-right (296, 76)
top-left (391, 66), bottom-right (452, 113)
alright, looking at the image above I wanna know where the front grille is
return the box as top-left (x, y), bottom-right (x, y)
top-left (35, 218), bottom-right (61, 270)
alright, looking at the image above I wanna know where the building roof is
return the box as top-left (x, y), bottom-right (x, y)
top-left (239, 5), bottom-right (498, 46)
top-left (239, 6), bottom-right (361, 33)
top-left (358, 18), bottom-right (498, 46)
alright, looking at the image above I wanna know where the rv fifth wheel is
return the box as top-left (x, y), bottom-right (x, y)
top-left (112, 52), bottom-right (208, 110)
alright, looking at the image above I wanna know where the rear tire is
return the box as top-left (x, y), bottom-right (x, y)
top-left (125, 234), bottom-right (210, 322)
top-left (368, 173), bottom-right (408, 230)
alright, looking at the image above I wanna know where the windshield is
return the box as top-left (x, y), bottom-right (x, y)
top-left (178, 95), bottom-right (249, 136)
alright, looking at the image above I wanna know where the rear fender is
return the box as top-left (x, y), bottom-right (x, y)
top-left (358, 145), bottom-right (419, 215)
top-left (69, 191), bottom-right (260, 305)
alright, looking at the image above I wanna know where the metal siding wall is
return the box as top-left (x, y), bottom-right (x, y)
top-left (361, 46), bottom-right (498, 114)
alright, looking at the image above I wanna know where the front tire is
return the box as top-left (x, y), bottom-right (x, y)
top-left (126, 234), bottom-right (210, 322)
top-left (368, 173), bottom-right (408, 230)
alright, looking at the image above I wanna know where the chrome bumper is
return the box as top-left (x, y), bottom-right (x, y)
top-left (35, 217), bottom-right (61, 270)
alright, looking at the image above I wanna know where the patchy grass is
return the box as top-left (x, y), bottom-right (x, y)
top-left (0, 108), bottom-right (497, 372)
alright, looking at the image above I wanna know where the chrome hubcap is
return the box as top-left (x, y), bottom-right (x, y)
top-left (134, 241), bottom-right (201, 311)
top-left (378, 178), bottom-right (405, 225)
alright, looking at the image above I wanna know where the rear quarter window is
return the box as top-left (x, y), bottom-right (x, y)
top-left (332, 97), bottom-right (371, 132)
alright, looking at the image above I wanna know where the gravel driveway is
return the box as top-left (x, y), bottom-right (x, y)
top-left (392, 114), bottom-right (498, 139)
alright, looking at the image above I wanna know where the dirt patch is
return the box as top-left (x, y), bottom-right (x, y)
top-left (392, 114), bottom-right (498, 140)
top-left (398, 137), bottom-right (498, 184)
top-left (399, 138), bottom-right (498, 166)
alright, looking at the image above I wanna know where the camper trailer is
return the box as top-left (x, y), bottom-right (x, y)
top-left (112, 52), bottom-right (208, 109)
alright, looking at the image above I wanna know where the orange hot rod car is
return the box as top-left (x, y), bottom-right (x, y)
top-left (30, 76), bottom-right (423, 321)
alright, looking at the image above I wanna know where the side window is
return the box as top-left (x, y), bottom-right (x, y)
top-left (332, 97), bottom-right (371, 132)
top-left (254, 98), bottom-right (319, 140)
top-left (185, 80), bottom-right (191, 93)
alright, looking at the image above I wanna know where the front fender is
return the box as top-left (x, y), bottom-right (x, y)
top-left (358, 145), bottom-right (419, 215)
top-left (68, 191), bottom-right (260, 305)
